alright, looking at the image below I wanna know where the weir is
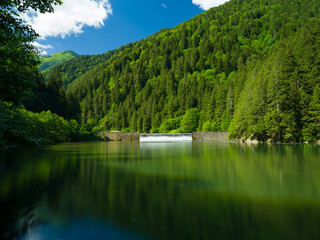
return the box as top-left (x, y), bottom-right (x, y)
top-left (140, 133), bottom-right (192, 142)
top-left (99, 131), bottom-right (229, 142)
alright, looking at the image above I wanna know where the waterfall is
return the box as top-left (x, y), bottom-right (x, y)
top-left (140, 133), bottom-right (192, 142)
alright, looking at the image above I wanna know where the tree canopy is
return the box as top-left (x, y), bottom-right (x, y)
top-left (0, 0), bottom-right (62, 103)
top-left (2, 0), bottom-right (320, 144)
top-left (48, 0), bottom-right (320, 142)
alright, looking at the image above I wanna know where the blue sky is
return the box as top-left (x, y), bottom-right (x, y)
top-left (24, 0), bottom-right (230, 55)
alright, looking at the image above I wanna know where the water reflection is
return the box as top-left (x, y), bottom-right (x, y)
top-left (1, 142), bottom-right (320, 239)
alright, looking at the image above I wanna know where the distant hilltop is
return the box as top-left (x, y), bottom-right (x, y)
top-left (39, 50), bottom-right (79, 72)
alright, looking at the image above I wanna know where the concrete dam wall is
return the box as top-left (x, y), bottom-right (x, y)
top-left (192, 132), bottom-right (229, 141)
top-left (99, 131), bottom-right (140, 141)
top-left (99, 131), bottom-right (229, 142)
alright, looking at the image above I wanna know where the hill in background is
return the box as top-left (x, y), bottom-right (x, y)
top-left (31, 0), bottom-right (320, 142)
top-left (39, 50), bottom-right (79, 72)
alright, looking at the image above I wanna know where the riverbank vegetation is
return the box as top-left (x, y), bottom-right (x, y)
top-left (0, 101), bottom-right (99, 148)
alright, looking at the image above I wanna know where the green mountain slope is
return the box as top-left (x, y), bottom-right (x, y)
top-left (42, 36), bottom-right (163, 87)
top-left (230, 17), bottom-right (320, 142)
top-left (42, 53), bottom-right (108, 86)
top-left (39, 50), bottom-right (79, 72)
top-left (56, 0), bottom-right (320, 141)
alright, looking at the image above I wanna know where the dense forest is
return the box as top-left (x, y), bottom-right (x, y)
top-left (1, 0), bottom-right (320, 147)
top-left (230, 18), bottom-right (320, 142)
top-left (62, 0), bottom-right (320, 142)
top-left (42, 42), bottom-right (139, 87)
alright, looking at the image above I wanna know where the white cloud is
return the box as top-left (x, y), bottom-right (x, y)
top-left (33, 42), bottom-right (53, 49)
top-left (162, 4), bottom-right (167, 8)
top-left (32, 42), bottom-right (53, 54)
top-left (192, 0), bottom-right (230, 10)
top-left (23, 0), bottom-right (112, 39)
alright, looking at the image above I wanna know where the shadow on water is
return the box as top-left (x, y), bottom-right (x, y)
top-left (1, 142), bottom-right (320, 239)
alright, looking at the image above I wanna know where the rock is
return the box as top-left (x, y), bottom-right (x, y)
top-left (317, 140), bottom-right (320, 145)
top-left (266, 139), bottom-right (273, 144)
top-left (246, 138), bottom-right (259, 144)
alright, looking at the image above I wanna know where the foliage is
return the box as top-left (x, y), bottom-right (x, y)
top-left (229, 17), bottom-right (320, 142)
top-left (23, 69), bottom-right (80, 120)
top-left (39, 50), bottom-right (79, 72)
top-left (302, 85), bottom-right (320, 141)
top-left (0, 0), bottom-right (62, 103)
top-left (49, 0), bottom-right (320, 142)
top-left (180, 108), bottom-right (200, 133)
top-left (159, 116), bottom-right (183, 133)
top-left (0, 0), bottom-right (102, 147)
top-left (3, 0), bottom-right (320, 143)
top-left (42, 43), bottom-right (138, 87)
top-left (0, 101), bottom-right (98, 148)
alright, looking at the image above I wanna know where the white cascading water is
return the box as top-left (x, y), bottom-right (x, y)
top-left (140, 133), bottom-right (192, 142)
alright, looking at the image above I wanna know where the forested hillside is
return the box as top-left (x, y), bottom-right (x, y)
top-left (230, 17), bottom-right (320, 142)
top-left (42, 42), bottom-right (137, 87)
top-left (52, 0), bottom-right (320, 142)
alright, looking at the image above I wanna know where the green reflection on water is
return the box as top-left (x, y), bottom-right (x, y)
top-left (1, 142), bottom-right (320, 240)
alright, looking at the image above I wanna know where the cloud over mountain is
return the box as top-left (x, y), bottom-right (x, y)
top-left (33, 42), bottom-right (53, 55)
top-left (192, 0), bottom-right (230, 10)
top-left (23, 0), bottom-right (112, 39)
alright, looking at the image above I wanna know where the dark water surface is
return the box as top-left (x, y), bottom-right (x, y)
top-left (1, 142), bottom-right (320, 240)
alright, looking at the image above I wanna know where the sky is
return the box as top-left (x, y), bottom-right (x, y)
top-left (23, 0), bottom-right (230, 55)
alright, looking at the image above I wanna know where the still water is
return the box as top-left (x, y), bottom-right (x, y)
top-left (1, 141), bottom-right (320, 240)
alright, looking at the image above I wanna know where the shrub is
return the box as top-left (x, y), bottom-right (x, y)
top-left (180, 108), bottom-right (200, 133)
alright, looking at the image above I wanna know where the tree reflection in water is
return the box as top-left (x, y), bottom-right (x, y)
top-left (1, 142), bottom-right (320, 240)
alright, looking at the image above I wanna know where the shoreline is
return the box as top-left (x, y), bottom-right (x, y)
top-left (2, 134), bottom-right (319, 152)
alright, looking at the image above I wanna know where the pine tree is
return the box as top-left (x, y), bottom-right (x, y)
top-left (303, 85), bottom-right (320, 141)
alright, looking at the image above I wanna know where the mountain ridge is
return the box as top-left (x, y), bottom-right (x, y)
top-left (37, 0), bottom-right (320, 142)
top-left (39, 50), bottom-right (79, 72)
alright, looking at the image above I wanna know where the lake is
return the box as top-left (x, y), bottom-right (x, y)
top-left (1, 141), bottom-right (320, 240)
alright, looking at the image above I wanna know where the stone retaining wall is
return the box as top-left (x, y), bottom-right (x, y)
top-left (99, 131), bottom-right (140, 141)
top-left (192, 132), bottom-right (229, 141)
